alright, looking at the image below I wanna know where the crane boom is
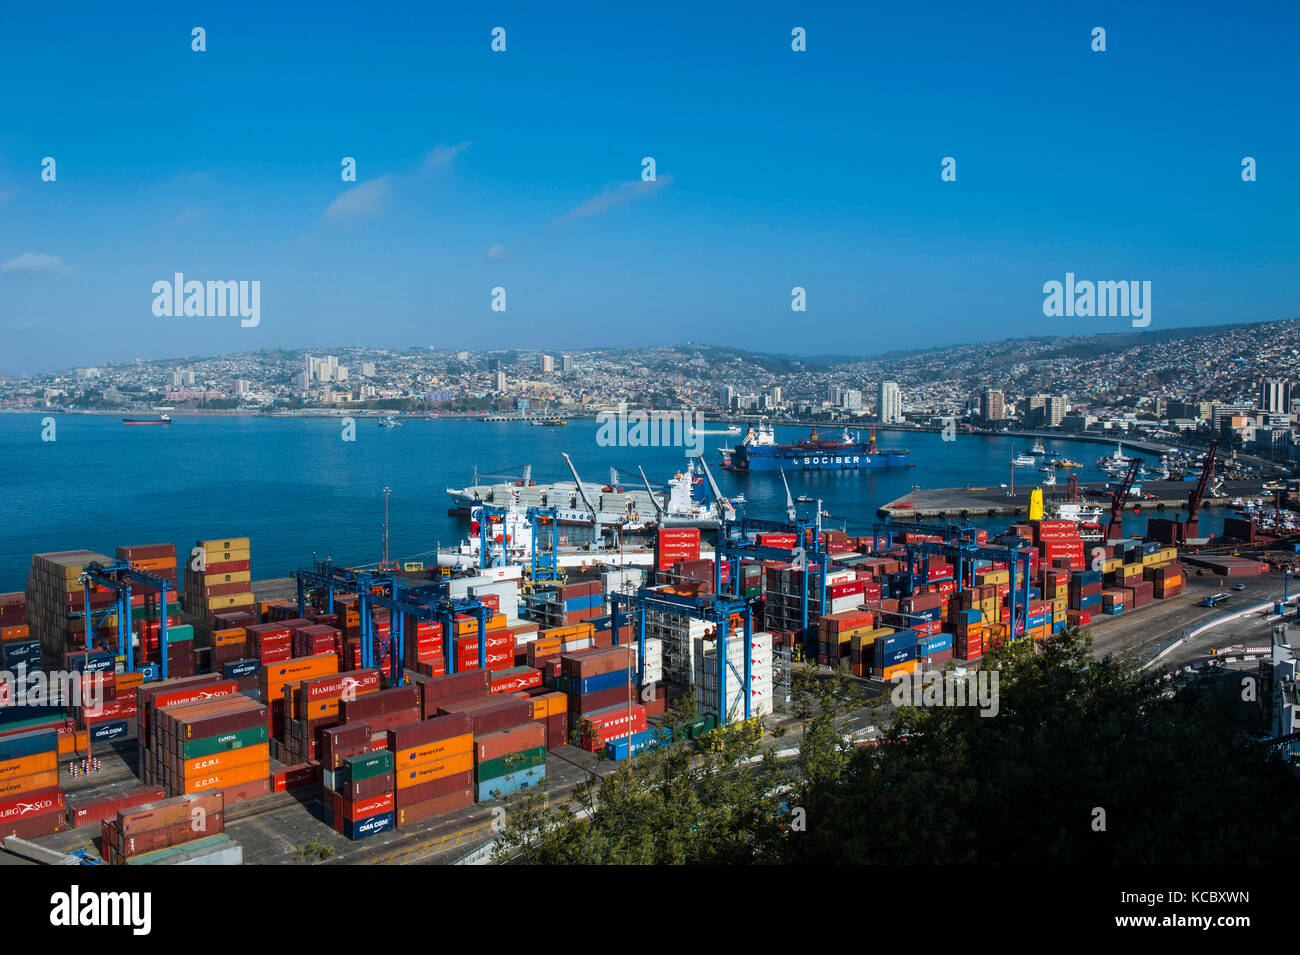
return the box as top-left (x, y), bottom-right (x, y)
top-left (780, 468), bottom-right (796, 524)
top-left (1106, 459), bottom-right (1143, 541)
top-left (1184, 440), bottom-right (1217, 539)
top-left (638, 466), bottom-right (665, 523)
top-left (698, 457), bottom-right (736, 523)
top-left (561, 453), bottom-right (603, 539)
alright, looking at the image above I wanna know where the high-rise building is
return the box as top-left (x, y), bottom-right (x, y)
top-left (878, 381), bottom-right (903, 424)
top-left (456, 351), bottom-right (471, 362)
top-left (560, 355), bottom-right (573, 373)
top-left (234, 379), bottom-right (251, 395)
top-left (766, 386), bottom-right (782, 405)
top-left (843, 389), bottom-right (863, 411)
top-left (827, 385), bottom-right (843, 406)
top-left (982, 388), bottom-right (1006, 422)
top-left (360, 362), bottom-right (376, 377)
top-left (495, 371), bottom-right (507, 391)
top-left (1260, 378), bottom-right (1292, 414)
top-left (539, 354), bottom-right (554, 374)
top-left (488, 358), bottom-right (502, 373)
top-left (1212, 402), bottom-right (1255, 431)
top-left (1045, 395), bottom-right (1067, 427)
top-left (719, 385), bottom-right (736, 407)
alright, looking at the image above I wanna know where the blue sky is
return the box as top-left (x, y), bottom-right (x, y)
top-left (1, 0), bottom-right (1298, 374)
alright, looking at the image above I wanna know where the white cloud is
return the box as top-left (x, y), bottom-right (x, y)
top-left (423, 141), bottom-right (472, 171)
top-left (323, 176), bottom-right (394, 222)
top-left (485, 244), bottom-right (508, 261)
top-left (2, 252), bottom-right (70, 274)
top-left (556, 175), bottom-right (673, 223)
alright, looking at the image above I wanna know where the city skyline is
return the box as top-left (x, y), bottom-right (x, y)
top-left (3, 2), bottom-right (1299, 376)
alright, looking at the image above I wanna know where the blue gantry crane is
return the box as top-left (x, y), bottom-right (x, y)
top-left (872, 521), bottom-right (1035, 641)
top-left (79, 560), bottom-right (175, 679)
top-left (292, 562), bottom-right (494, 684)
top-left (609, 586), bottom-right (754, 724)
top-left (472, 503), bottom-right (559, 582)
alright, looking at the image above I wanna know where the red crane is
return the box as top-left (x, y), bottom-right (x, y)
top-left (1106, 460), bottom-right (1143, 541)
top-left (1182, 440), bottom-right (1218, 541)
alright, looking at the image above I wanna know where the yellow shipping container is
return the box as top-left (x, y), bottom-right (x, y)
top-left (201, 570), bottom-right (251, 585)
top-left (198, 537), bottom-right (251, 552)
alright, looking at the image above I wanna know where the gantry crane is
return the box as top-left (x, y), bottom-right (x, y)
top-left (79, 560), bottom-right (176, 679)
top-left (1106, 459), bottom-right (1143, 541)
top-left (1182, 440), bottom-right (1218, 542)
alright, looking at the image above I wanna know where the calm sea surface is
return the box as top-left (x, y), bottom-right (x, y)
top-left (0, 414), bottom-right (1225, 590)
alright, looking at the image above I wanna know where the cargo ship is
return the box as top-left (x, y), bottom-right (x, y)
top-left (446, 458), bottom-right (725, 529)
top-left (122, 414), bottom-right (171, 426)
top-left (720, 423), bottom-right (910, 472)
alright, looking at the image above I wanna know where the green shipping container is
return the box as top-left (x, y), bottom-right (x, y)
top-left (475, 746), bottom-right (546, 782)
top-left (342, 749), bottom-right (394, 783)
top-left (180, 724), bottom-right (269, 760)
top-left (164, 624), bottom-right (195, 645)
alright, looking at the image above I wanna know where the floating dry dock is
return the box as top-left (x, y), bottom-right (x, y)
top-left (878, 480), bottom-right (1263, 520)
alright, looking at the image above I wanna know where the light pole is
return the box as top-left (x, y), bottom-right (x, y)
top-left (382, 486), bottom-right (391, 569)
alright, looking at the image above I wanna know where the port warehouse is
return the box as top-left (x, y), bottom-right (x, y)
top-left (0, 511), bottom-right (1257, 865)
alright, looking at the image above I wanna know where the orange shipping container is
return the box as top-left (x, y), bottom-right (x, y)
top-left (0, 751), bottom-right (58, 781)
top-left (0, 769), bottom-right (60, 798)
top-left (58, 730), bottom-right (90, 756)
top-left (180, 743), bottom-right (270, 779)
top-left (881, 660), bottom-right (919, 681)
top-left (116, 671), bottom-right (145, 694)
top-left (394, 733), bottom-right (472, 769)
top-left (182, 761), bottom-right (268, 795)
top-left (395, 751), bottom-right (474, 789)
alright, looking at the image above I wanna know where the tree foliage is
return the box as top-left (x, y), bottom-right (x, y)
top-left (494, 629), bottom-right (1300, 864)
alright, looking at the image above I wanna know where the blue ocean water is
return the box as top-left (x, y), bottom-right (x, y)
top-left (0, 414), bottom-right (1222, 590)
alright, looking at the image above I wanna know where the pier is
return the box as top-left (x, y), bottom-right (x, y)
top-left (877, 479), bottom-right (1266, 520)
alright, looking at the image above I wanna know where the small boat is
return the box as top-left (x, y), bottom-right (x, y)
top-left (1010, 450), bottom-right (1036, 467)
top-left (795, 495), bottom-right (814, 503)
top-left (123, 414), bottom-right (171, 426)
top-left (378, 414), bottom-right (401, 428)
top-left (530, 418), bottom-right (568, 427)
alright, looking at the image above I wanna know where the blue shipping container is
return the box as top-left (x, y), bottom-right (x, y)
top-left (577, 668), bottom-right (631, 696)
top-left (69, 652), bottom-right (115, 674)
top-left (917, 633), bottom-right (954, 655)
top-left (90, 719), bottom-right (129, 743)
top-left (344, 811), bottom-right (395, 841)
top-left (606, 728), bottom-right (669, 761)
top-left (0, 728), bottom-right (59, 760)
top-left (223, 659), bottom-right (259, 679)
top-left (475, 765), bottom-right (548, 802)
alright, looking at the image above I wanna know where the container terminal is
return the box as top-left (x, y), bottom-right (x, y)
top-left (1, 443), bottom-right (1297, 866)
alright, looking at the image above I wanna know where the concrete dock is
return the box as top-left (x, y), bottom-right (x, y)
top-left (877, 480), bottom-right (1264, 520)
